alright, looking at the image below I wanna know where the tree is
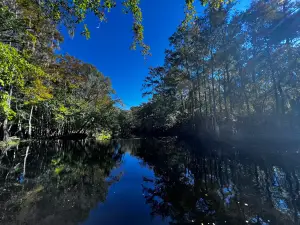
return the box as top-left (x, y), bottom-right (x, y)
top-left (0, 42), bottom-right (48, 140)
top-left (45, 55), bottom-right (117, 137)
top-left (136, 0), bottom-right (300, 139)
top-left (1, 0), bottom-right (228, 56)
top-left (0, 0), bottom-right (122, 140)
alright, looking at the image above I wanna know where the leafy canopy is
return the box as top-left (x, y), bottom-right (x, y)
top-left (0, 42), bottom-right (48, 119)
top-left (33, 0), bottom-right (226, 55)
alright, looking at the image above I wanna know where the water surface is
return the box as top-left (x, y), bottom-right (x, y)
top-left (0, 138), bottom-right (300, 225)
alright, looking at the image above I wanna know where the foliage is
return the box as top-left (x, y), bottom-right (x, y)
top-left (0, 138), bottom-right (20, 149)
top-left (47, 55), bottom-right (117, 137)
top-left (0, 1), bottom-right (120, 140)
top-left (1, 0), bottom-right (227, 56)
top-left (0, 0), bottom-right (234, 140)
top-left (35, 0), bottom-right (151, 54)
top-left (0, 42), bottom-right (47, 120)
top-left (96, 130), bottom-right (112, 142)
top-left (135, 0), bottom-right (300, 138)
top-left (54, 165), bottom-right (65, 175)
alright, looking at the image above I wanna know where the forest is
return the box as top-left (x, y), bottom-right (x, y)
top-left (129, 0), bottom-right (300, 141)
top-left (0, 0), bottom-right (227, 143)
top-left (0, 0), bottom-right (132, 142)
top-left (0, 0), bottom-right (300, 143)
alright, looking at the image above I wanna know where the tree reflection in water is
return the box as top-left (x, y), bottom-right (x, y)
top-left (136, 138), bottom-right (300, 225)
top-left (0, 138), bottom-right (299, 225)
top-left (0, 140), bottom-right (123, 225)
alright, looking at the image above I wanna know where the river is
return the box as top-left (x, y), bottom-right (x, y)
top-left (0, 138), bottom-right (300, 225)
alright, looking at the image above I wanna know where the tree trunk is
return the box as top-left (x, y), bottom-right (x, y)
top-left (28, 105), bottom-right (34, 138)
top-left (3, 119), bottom-right (9, 141)
top-left (180, 92), bottom-right (185, 113)
top-left (277, 81), bottom-right (285, 115)
top-left (17, 118), bottom-right (22, 137)
top-left (218, 73), bottom-right (222, 115)
top-left (2, 87), bottom-right (13, 141)
top-left (23, 146), bottom-right (30, 178)
top-left (197, 74), bottom-right (202, 115)
top-left (266, 42), bottom-right (280, 118)
top-left (224, 63), bottom-right (231, 119)
top-left (204, 75), bottom-right (208, 117)
top-left (239, 67), bottom-right (250, 115)
top-left (210, 48), bottom-right (217, 131)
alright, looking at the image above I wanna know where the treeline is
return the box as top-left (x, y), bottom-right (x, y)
top-left (133, 0), bottom-right (300, 139)
top-left (0, 0), bottom-right (125, 141)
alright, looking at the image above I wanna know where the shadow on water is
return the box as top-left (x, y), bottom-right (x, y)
top-left (0, 138), bottom-right (299, 225)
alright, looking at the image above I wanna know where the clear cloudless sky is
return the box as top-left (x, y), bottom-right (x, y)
top-left (59, 0), bottom-right (250, 109)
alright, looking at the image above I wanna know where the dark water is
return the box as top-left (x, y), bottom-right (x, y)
top-left (0, 138), bottom-right (300, 225)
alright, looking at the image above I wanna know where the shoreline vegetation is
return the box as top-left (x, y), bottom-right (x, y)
top-left (0, 0), bottom-right (129, 143)
top-left (0, 0), bottom-right (299, 149)
top-left (0, 0), bottom-right (215, 143)
top-left (125, 0), bottom-right (300, 146)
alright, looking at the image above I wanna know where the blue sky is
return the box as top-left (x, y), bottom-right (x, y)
top-left (59, 0), bottom-right (250, 109)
